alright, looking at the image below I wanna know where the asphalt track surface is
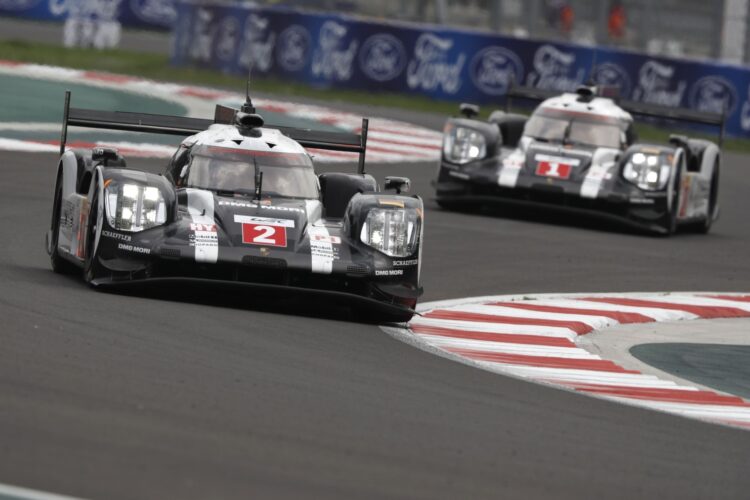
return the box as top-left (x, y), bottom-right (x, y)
top-left (2, 137), bottom-right (750, 499)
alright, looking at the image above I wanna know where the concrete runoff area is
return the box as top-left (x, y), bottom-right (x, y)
top-left (582, 318), bottom-right (750, 398)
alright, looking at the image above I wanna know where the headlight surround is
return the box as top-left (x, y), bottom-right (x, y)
top-left (360, 208), bottom-right (420, 258)
top-left (104, 181), bottom-right (167, 232)
top-left (442, 124), bottom-right (486, 165)
top-left (622, 152), bottom-right (672, 191)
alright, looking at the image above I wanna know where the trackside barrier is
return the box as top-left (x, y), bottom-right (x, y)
top-left (167, 1), bottom-right (750, 139)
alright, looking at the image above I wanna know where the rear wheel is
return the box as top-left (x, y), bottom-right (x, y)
top-left (49, 175), bottom-right (78, 274)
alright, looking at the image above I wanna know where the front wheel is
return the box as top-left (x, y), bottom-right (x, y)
top-left (49, 175), bottom-right (78, 274)
top-left (83, 180), bottom-right (105, 284)
top-left (660, 166), bottom-right (682, 235)
top-left (695, 162), bottom-right (719, 235)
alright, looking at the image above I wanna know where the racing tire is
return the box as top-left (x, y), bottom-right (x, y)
top-left (661, 165), bottom-right (682, 236)
top-left (49, 174), bottom-right (78, 274)
top-left (695, 161), bottom-right (719, 235)
top-left (83, 180), bottom-right (105, 284)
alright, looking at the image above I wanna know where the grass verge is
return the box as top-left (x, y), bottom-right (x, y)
top-left (1, 38), bottom-right (749, 153)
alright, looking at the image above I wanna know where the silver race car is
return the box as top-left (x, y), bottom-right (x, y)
top-left (47, 90), bottom-right (424, 322)
top-left (435, 85), bottom-right (724, 234)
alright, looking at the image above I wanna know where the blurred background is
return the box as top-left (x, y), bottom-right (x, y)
top-left (2, 0), bottom-right (750, 140)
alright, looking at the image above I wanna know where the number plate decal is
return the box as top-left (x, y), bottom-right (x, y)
top-left (241, 223), bottom-right (287, 247)
top-left (234, 214), bottom-right (294, 248)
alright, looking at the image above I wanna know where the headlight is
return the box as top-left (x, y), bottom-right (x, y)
top-left (622, 152), bottom-right (672, 191)
top-left (360, 208), bottom-right (420, 258)
top-left (105, 182), bottom-right (167, 232)
top-left (443, 124), bottom-right (486, 164)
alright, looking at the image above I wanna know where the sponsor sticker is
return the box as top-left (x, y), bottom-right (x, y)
top-left (311, 234), bottom-right (341, 244)
top-left (189, 223), bottom-right (217, 232)
top-left (375, 269), bottom-right (404, 276)
top-left (102, 230), bottom-right (131, 242)
top-left (392, 259), bottom-right (418, 266)
top-left (536, 161), bottom-right (572, 179)
top-left (234, 214), bottom-right (293, 247)
top-left (118, 243), bottom-right (151, 254)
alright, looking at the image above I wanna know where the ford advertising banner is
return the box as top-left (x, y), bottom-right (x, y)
top-left (169, 2), bottom-right (750, 138)
top-left (0, 0), bottom-right (175, 30)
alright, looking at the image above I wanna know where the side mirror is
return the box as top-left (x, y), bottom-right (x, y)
top-left (384, 176), bottom-right (410, 194)
top-left (459, 103), bottom-right (480, 119)
top-left (92, 147), bottom-right (120, 166)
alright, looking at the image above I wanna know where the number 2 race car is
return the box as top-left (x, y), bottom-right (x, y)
top-left (47, 91), bottom-right (424, 322)
top-left (435, 85), bottom-right (724, 234)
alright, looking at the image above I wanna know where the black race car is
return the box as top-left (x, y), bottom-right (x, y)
top-left (47, 91), bottom-right (424, 322)
top-left (435, 85), bottom-right (724, 234)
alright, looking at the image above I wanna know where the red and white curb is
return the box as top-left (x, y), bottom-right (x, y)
top-left (384, 292), bottom-right (750, 429)
top-left (0, 61), bottom-right (442, 163)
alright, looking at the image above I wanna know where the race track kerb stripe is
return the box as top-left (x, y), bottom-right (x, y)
top-left (409, 324), bottom-right (575, 347)
top-left (488, 301), bottom-right (655, 323)
top-left (580, 297), bottom-right (750, 319)
top-left (424, 309), bottom-right (594, 334)
top-left (446, 348), bottom-right (638, 372)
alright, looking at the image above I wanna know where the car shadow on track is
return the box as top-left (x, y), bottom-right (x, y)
top-left (30, 264), bottom-right (401, 325)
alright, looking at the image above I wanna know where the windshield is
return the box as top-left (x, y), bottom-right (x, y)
top-left (183, 147), bottom-right (319, 199)
top-left (524, 109), bottom-right (624, 149)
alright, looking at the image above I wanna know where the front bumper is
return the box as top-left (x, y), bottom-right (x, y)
top-left (94, 238), bottom-right (422, 319)
top-left (435, 163), bottom-right (671, 234)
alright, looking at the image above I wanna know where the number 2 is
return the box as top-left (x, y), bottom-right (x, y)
top-left (253, 225), bottom-right (276, 244)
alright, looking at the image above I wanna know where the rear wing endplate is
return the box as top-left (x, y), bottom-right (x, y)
top-left (60, 90), bottom-right (370, 173)
top-left (504, 85), bottom-right (726, 145)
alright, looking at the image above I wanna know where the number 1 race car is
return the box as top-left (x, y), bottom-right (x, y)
top-left (47, 91), bottom-right (423, 322)
top-left (435, 85), bottom-right (724, 234)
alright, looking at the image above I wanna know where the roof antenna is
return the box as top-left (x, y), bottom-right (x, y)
top-left (241, 61), bottom-right (256, 114)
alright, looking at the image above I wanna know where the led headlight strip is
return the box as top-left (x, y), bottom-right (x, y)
top-left (105, 182), bottom-right (167, 232)
top-left (442, 124), bottom-right (486, 165)
top-left (360, 208), bottom-right (420, 258)
top-left (622, 152), bottom-right (672, 191)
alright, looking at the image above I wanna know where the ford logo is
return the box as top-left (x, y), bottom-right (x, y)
top-left (358, 33), bottom-right (407, 82)
top-left (277, 25), bottom-right (311, 72)
top-left (129, 0), bottom-right (176, 25)
top-left (469, 46), bottom-right (523, 95)
top-left (689, 75), bottom-right (737, 116)
top-left (591, 62), bottom-right (632, 97)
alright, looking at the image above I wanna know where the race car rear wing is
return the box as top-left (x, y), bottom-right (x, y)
top-left (504, 85), bottom-right (726, 145)
top-left (60, 90), bottom-right (370, 173)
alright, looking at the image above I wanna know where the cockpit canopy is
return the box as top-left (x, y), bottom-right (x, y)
top-left (174, 145), bottom-right (319, 199)
top-left (523, 107), bottom-right (634, 150)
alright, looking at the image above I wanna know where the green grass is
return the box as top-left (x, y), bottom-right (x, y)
top-left (1, 38), bottom-right (749, 153)
top-left (0, 39), bottom-right (460, 116)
